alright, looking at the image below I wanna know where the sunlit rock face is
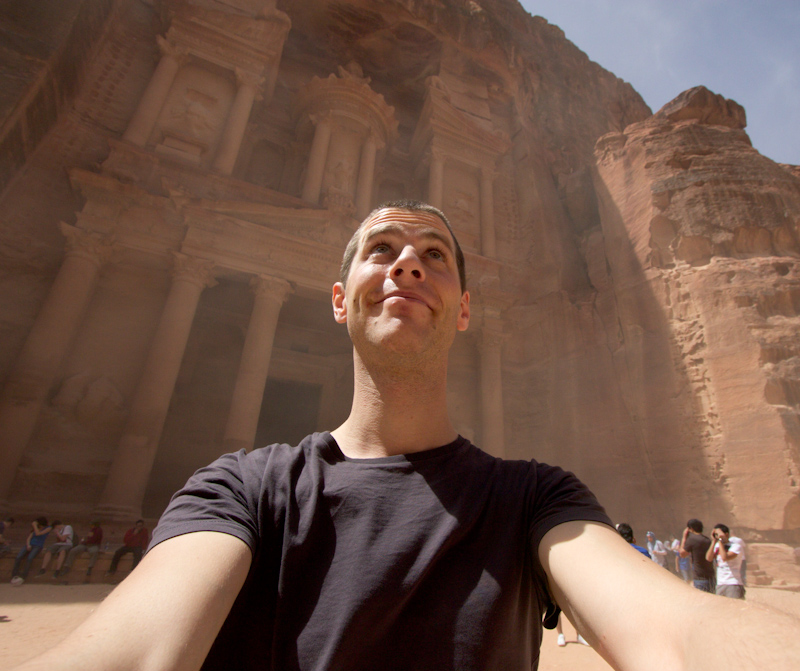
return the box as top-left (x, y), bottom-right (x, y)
top-left (0, 1), bottom-right (797, 540)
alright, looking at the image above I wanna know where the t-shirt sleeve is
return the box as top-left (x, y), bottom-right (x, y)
top-left (528, 462), bottom-right (613, 555)
top-left (148, 449), bottom-right (263, 555)
top-left (526, 462), bottom-right (612, 629)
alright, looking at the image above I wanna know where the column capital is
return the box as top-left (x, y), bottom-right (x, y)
top-left (430, 147), bottom-right (447, 165)
top-left (309, 111), bottom-right (333, 128)
top-left (171, 253), bottom-right (217, 289)
top-left (156, 35), bottom-right (188, 64)
top-left (235, 67), bottom-right (265, 91)
top-left (480, 163), bottom-right (498, 181)
top-left (59, 223), bottom-right (115, 269)
top-left (250, 274), bottom-right (293, 303)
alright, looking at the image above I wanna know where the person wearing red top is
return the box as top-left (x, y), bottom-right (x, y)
top-left (106, 520), bottom-right (149, 578)
top-left (60, 521), bottom-right (103, 581)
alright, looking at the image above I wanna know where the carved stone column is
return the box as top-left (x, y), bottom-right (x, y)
top-left (480, 166), bottom-right (497, 258)
top-left (0, 225), bottom-right (114, 504)
top-left (355, 133), bottom-right (379, 220)
top-left (95, 253), bottom-right (216, 519)
top-left (213, 69), bottom-right (263, 175)
top-left (222, 275), bottom-right (292, 453)
top-left (479, 311), bottom-right (506, 458)
top-left (301, 113), bottom-right (333, 205)
top-left (428, 150), bottom-right (445, 210)
top-left (123, 36), bottom-right (185, 147)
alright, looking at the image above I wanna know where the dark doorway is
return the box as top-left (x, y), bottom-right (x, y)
top-left (254, 378), bottom-right (322, 448)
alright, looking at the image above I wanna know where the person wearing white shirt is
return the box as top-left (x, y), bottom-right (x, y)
top-left (706, 523), bottom-right (746, 599)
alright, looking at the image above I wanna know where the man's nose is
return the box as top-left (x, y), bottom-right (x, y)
top-left (391, 245), bottom-right (425, 281)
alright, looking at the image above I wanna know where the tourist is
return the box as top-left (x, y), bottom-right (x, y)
top-left (706, 523), bottom-right (746, 599)
top-left (12, 202), bottom-right (800, 670)
top-left (36, 520), bottom-right (74, 578)
top-left (105, 519), bottom-right (149, 578)
top-left (616, 522), bottom-right (651, 558)
top-left (60, 520), bottom-right (103, 581)
top-left (672, 537), bottom-right (691, 582)
top-left (0, 516), bottom-right (13, 555)
top-left (10, 516), bottom-right (52, 584)
top-left (679, 518), bottom-right (716, 592)
top-left (646, 531), bottom-right (668, 569)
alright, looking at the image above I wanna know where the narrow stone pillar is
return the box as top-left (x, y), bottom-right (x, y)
top-left (95, 253), bottom-right (216, 520)
top-left (428, 149), bottom-right (445, 209)
top-left (480, 166), bottom-right (497, 258)
top-left (222, 275), bottom-right (292, 453)
top-left (301, 114), bottom-right (333, 204)
top-left (0, 224), bottom-right (113, 504)
top-left (479, 314), bottom-right (506, 458)
top-left (123, 36), bottom-right (185, 147)
top-left (213, 69), bottom-right (263, 175)
top-left (355, 133), bottom-right (379, 220)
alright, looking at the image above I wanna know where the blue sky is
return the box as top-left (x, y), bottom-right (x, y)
top-left (519, 0), bottom-right (800, 165)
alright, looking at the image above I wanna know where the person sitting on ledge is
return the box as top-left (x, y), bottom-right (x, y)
top-left (12, 201), bottom-right (800, 670)
top-left (59, 520), bottom-right (103, 582)
top-left (35, 520), bottom-right (74, 579)
top-left (10, 517), bottom-right (51, 585)
top-left (105, 519), bottom-right (149, 579)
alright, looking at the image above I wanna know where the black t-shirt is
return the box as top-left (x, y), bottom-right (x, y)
top-left (684, 532), bottom-right (714, 580)
top-left (151, 433), bottom-right (611, 670)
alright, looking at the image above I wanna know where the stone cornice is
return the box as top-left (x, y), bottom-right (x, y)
top-left (410, 86), bottom-right (511, 168)
top-left (166, 5), bottom-right (290, 76)
top-left (180, 206), bottom-right (342, 292)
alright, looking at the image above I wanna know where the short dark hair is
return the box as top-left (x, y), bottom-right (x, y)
top-left (135, 519), bottom-right (144, 525)
top-left (4, 517), bottom-right (14, 524)
top-left (687, 519), bottom-right (703, 533)
top-left (35, 516), bottom-right (48, 526)
top-left (617, 522), bottom-right (634, 543)
top-left (339, 200), bottom-right (467, 292)
top-left (714, 523), bottom-right (730, 535)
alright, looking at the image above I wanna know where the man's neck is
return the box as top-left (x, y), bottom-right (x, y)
top-left (332, 352), bottom-right (458, 458)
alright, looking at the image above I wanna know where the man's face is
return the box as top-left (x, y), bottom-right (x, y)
top-left (332, 208), bottom-right (470, 359)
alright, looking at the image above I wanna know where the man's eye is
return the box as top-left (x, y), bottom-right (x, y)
top-left (372, 243), bottom-right (391, 254)
top-left (428, 249), bottom-right (444, 261)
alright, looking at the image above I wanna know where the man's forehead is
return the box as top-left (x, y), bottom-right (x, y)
top-left (359, 208), bottom-right (455, 247)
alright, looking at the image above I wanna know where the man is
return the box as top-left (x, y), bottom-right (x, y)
top-left (60, 520), bottom-right (103, 581)
top-left (616, 523), bottom-right (651, 558)
top-left (105, 520), bottom-right (149, 578)
top-left (706, 524), bottom-right (746, 599)
top-left (35, 520), bottom-right (74, 578)
top-left (12, 202), bottom-right (800, 670)
top-left (646, 531), bottom-right (668, 569)
top-left (672, 537), bottom-right (692, 582)
top-left (10, 517), bottom-right (51, 584)
top-left (679, 518), bottom-right (716, 592)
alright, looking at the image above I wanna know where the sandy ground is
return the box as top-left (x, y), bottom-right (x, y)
top-left (1, 583), bottom-right (799, 668)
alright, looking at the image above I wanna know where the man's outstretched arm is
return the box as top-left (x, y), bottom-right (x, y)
top-left (539, 521), bottom-right (800, 671)
top-left (13, 531), bottom-right (251, 671)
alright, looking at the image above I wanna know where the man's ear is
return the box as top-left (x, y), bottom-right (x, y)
top-left (332, 282), bottom-right (347, 323)
top-left (457, 291), bottom-right (470, 331)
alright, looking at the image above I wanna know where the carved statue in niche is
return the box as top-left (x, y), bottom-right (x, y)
top-left (330, 158), bottom-right (355, 195)
top-left (169, 89), bottom-right (218, 140)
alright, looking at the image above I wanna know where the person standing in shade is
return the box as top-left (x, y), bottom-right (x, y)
top-left (706, 524), bottom-right (746, 599)
top-left (645, 532), bottom-right (668, 569)
top-left (106, 520), bottom-right (149, 579)
top-left (679, 518), bottom-right (715, 592)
